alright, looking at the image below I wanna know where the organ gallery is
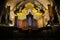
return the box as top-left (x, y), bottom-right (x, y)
top-left (10, 2), bottom-right (50, 30)
top-left (0, 0), bottom-right (59, 30)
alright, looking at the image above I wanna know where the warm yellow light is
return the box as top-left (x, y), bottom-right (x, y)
top-left (17, 13), bottom-right (22, 16)
top-left (22, 8), bottom-right (27, 13)
top-left (17, 13), bottom-right (23, 19)
top-left (32, 8), bottom-right (37, 13)
top-left (25, 3), bottom-right (34, 9)
top-left (37, 18), bottom-right (43, 28)
top-left (36, 12), bottom-right (40, 15)
top-left (36, 12), bottom-right (42, 17)
top-left (17, 2), bottom-right (43, 20)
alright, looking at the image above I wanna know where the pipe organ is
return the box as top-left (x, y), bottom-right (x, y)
top-left (17, 12), bottom-right (37, 30)
top-left (15, 2), bottom-right (49, 30)
top-left (6, 2), bottom-right (50, 30)
top-left (0, 0), bottom-right (59, 31)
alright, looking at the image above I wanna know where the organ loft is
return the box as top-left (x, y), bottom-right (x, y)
top-left (0, 0), bottom-right (60, 31)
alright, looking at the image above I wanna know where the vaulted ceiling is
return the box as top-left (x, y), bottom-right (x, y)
top-left (5, 0), bottom-right (50, 11)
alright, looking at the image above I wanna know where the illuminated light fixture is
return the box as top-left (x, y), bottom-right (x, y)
top-left (47, 24), bottom-right (51, 26)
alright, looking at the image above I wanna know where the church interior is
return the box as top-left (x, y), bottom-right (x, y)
top-left (0, 0), bottom-right (60, 40)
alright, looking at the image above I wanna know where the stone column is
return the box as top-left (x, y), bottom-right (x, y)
top-left (52, 0), bottom-right (59, 23)
top-left (14, 16), bottom-right (18, 27)
top-left (58, 6), bottom-right (60, 24)
top-left (6, 6), bottom-right (10, 25)
top-left (48, 4), bottom-right (53, 19)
